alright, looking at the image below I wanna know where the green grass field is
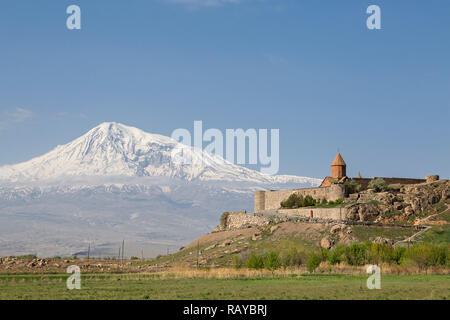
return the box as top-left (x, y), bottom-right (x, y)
top-left (0, 273), bottom-right (448, 300)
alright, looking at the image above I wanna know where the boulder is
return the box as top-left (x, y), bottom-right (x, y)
top-left (330, 224), bottom-right (346, 234)
top-left (252, 233), bottom-right (262, 241)
top-left (426, 175), bottom-right (439, 183)
top-left (218, 240), bottom-right (231, 248)
top-left (320, 237), bottom-right (333, 249)
top-left (205, 244), bottom-right (217, 251)
top-left (373, 237), bottom-right (394, 245)
top-left (270, 225), bottom-right (280, 234)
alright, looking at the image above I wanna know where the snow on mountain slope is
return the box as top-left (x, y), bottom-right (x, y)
top-left (0, 122), bottom-right (321, 257)
top-left (0, 122), bottom-right (321, 186)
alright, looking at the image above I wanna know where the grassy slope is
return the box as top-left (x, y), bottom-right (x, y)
top-left (146, 222), bottom-right (418, 268)
top-left (416, 203), bottom-right (450, 244)
top-left (0, 273), bottom-right (448, 300)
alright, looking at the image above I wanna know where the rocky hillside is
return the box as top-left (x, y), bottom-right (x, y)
top-left (345, 179), bottom-right (449, 223)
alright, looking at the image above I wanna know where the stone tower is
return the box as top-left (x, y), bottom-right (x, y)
top-left (331, 152), bottom-right (346, 178)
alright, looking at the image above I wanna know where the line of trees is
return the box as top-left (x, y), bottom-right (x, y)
top-left (280, 193), bottom-right (343, 209)
top-left (232, 242), bottom-right (449, 272)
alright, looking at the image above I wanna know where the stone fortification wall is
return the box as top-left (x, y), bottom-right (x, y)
top-left (254, 184), bottom-right (345, 213)
top-left (277, 207), bottom-right (347, 220)
top-left (351, 177), bottom-right (426, 191)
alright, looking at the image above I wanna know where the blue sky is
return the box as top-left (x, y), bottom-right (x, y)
top-left (0, 0), bottom-right (449, 179)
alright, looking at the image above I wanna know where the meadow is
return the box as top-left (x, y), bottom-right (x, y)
top-left (0, 272), bottom-right (448, 300)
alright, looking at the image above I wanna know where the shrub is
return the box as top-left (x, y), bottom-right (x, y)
top-left (302, 195), bottom-right (315, 207)
top-left (130, 256), bottom-right (139, 260)
top-left (264, 251), bottom-right (281, 272)
top-left (368, 178), bottom-right (386, 192)
top-left (306, 253), bottom-right (321, 273)
top-left (345, 180), bottom-right (361, 194)
top-left (280, 248), bottom-right (302, 268)
top-left (393, 246), bottom-right (408, 265)
top-left (367, 243), bottom-right (395, 265)
top-left (232, 255), bottom-right (243, 269)
top-left (321, 198), bottom-right (327, 205)
top-left (344, 243), bottom-right (368, 266)
top-left (16, 254), bottom-right (37, 259)
top-left (281, 194), bottom-right (298, 208)
top-left (327, 245), bottom-right (346, 265)
top-left (246, 253), bottom-right (265, 269)
top-left (280, 193), bottom-right (323, 209)
top-left (407, 243), bottom-right (448, 268)
top-left (294, 195), bottom-right (304, 208)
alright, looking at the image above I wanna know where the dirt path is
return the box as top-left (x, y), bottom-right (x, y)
top-left (414, 203), bottom-right (450, 225)
top-left (394, 203), bottom-right (449, 247)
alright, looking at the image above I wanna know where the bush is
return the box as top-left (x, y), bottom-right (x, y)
top-left (264, 251), bottom-right (281, 272)
top-left (280, 194), bottom-right (298, 208)
top-left (306, 253), bottom-right (321, 272)
top-left (344, 243), bottom-right (368, 266)
top-left (368, 178), bottom-right (386, 192)
top-left (327, 198), bottom-right (343, 206)
top-left (345, 180), bottom-right (361, 194)
top-left (280, 248), bottom-right (303, 268)
top-left (302, 195), bottom-right (315, 207)
top-left (305, 242), bottom-right (448, 269)
top-left (280, 194), bottom-right (319, 209)
top-left (367, 243), bottom-right (395, 265)
top-left (294, 195), bottom-right (304, 208)
top-left (406, 243), bottom-right (448, 269)
top-left (15, 254), bottom-right (37, 259)
top-left (327, 245), bottom-right (346, 265)
top-left (393, 246), bottom-right (408, 265)
top-left (232, 255), bottom-right (243, 269)
top-left (246, 253), bottom-right (265, 269)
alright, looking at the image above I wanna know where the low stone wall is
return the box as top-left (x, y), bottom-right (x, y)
top-left (351, 177), bottom-right (426, 191)
top-left (277, 207), bottom-right (347, 220)
top-left (254, 184), bottom-right (345, 213)
top-left (217, 210), bottom-right (423, 231)
top-left (219, 213), bottom-right (271, 231)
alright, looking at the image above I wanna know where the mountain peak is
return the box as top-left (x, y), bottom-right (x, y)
top-left (0, 123), bottom-right (321, 186)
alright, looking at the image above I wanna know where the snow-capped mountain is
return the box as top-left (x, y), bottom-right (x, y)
top-left (0, 122), bottom-right (320, 258)
top-left (0, 122), bottom-right (319, 185)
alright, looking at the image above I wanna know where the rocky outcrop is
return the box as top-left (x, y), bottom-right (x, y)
top-left (320, 237), bottom-right (333, 249)
top-left (344, 180), bottom-right (449, 223)
top-left (345, 202), bottom-right (381, 221)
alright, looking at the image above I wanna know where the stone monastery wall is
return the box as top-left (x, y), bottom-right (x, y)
top-left (254, 184), bottom-right (345, 213)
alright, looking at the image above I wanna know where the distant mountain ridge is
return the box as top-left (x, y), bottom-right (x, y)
top-left (0, 122), bottom-right (320, 186)
top-left (0, 122), bottom-right (321, 257)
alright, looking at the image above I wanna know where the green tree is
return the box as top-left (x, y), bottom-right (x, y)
top-left (280, 247), bottom-right (302, 268)
top-left (306, 253), bottom-right (321, 273)
top-left (344, 243), bottom-right (368, 266)
top-left (327, 245), bottom-right (346, 265)
top-left (281, 194), bottom-right (297, 208)
top-left (368, 178), bottom-right (386, 192)
top-left (345, 180), bottom-right (361, 194)
top-left (264, 251), bottom-right (281, 273)
top-left (246, 253), bottom-right (264, 269)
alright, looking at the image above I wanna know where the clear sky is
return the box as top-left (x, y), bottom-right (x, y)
top-left (0, 0), bottom-right (449, 179)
